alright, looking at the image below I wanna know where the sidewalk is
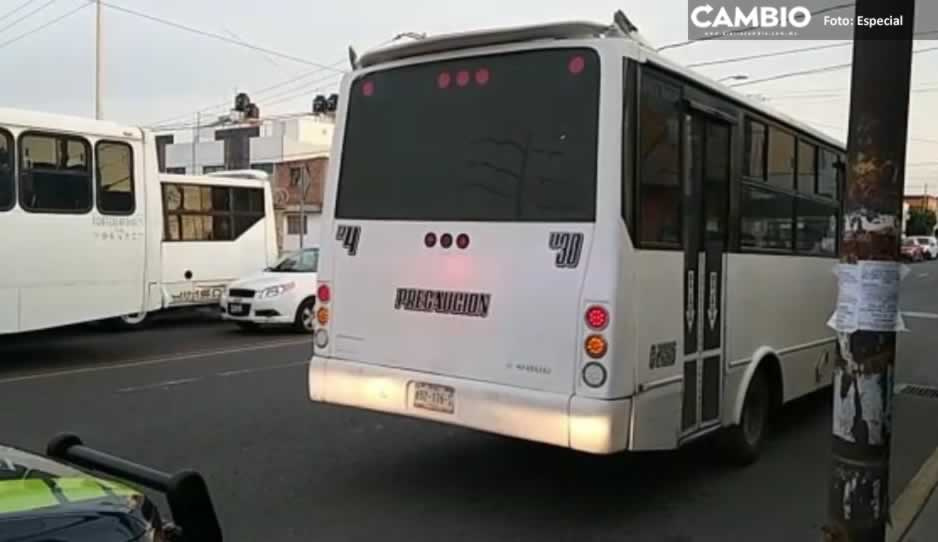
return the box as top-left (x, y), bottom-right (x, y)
top-left (888, 387), bottom-right (938, 542)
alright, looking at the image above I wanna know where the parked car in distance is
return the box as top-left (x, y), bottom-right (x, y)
top-left (220, 247), bottom-right (319, 332)
top-left (901, 237), bottom-right (926, 262)
top-left (913, 236), bottom-right (938, 260)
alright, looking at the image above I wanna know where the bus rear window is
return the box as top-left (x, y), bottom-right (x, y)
top-left (335, 48), bottom-right (600, 222)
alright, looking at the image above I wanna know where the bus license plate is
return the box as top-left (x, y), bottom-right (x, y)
top-left (414, 383), bottom-right (455, 414)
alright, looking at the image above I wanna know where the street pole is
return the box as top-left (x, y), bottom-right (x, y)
top-left (94, 0), bottom-right (102, 120)
top-left (299, 166), bottom-right (307, 251)
top-left (191, 112), bottom-right (200, 175)
top-left (825, 1), bottom-right (916, 542)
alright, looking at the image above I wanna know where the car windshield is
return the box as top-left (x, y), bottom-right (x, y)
top-left (271, 249), bottom-right (318, 272)
top-left (903, 239), bottom-right (916, 246)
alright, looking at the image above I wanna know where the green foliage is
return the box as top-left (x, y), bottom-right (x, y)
top-left (906, 207), bottom-right (938, 236)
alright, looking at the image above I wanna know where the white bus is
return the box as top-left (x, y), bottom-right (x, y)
top-left (309, 15), bottom-right (845, 462)
top-left (0, 108), bottom-right (277, 334)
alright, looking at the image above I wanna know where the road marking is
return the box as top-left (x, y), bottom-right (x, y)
top-left (118, 377), bottom-right (203, 393)
top-left (918, 272), bottom-right (930, 278)
top-left (216, 360), bottom-right (307, 377)
top-left (903, 312), bottom-right (938, 320)
top-left (889, 445), bottom-right (938, 542)
top-left (0, 339), bottom-right (311, 385)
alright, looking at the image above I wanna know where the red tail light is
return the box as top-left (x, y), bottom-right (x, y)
top-left (440, 233), bottom-right (453, 248)
top-left (585, 306), bottom-right (608, 330)
top-left (437, 72), bottom-right (451, 89)
top-left (317, 284), bottom-right (331, 303)
top-left (568, 55), bottom-right (585, 75)
top-left (362, 80), bottom-right (375, 96)
top-left (456, 70), bottom-right (470, 87)
top-left (474, 68), bottom-right (490, 86)
top-left (456, 233), bottom-right (470, 249)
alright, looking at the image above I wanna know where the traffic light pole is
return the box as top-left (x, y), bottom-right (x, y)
top-left (825, 1), bottom-right (916, 541)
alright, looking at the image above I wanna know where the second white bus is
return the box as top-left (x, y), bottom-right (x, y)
top-left (309, 15), bottom-right (845, 462)
top-left (0, 108), bottom-right (278, 334)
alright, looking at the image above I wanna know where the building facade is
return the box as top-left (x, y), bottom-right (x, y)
top-left (157, 114), bottom-right (332, 253)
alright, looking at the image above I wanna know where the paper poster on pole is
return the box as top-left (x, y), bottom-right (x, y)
top-left (827, 262), bottom-right (907, 332)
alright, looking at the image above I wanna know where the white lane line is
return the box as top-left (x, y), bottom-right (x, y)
top-left (903, 312), bottom-right (938, 320)
top-left (216, 360), bottom-right (307, 377)
top-left (118, 377), bottom-right (203, 393)
top-left (0, 338), bottom-right (311, 385)
top-left (918, 272), bottom-right (930, 278)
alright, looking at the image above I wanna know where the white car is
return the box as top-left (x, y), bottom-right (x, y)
top-left (913, 236), bottom-right (938, 260)
top-left (220, 247), bottom-right (319, 332)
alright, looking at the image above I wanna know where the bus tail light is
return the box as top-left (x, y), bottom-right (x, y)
top-left (317, 284), bottom-right (331, 303)
top-left (316, 307), bottom-right (330, 325)
top-left (585, 306), bottom-right (609, 330)
top-left (584, 335), bottom-right (607, 359)
top-left (582, 362), bottom-right (607, 388)
top-left (314, 329), bottom-right (329, 348)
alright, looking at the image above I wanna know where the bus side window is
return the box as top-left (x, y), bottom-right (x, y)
top-left (19, 132), bottom-right (92, 214)
top-left (637, 73), bottom-right (682, 247)
top-left (0, 129), bottom-right (12, 211)
top-left (96, 141), bottom-right (135, 215)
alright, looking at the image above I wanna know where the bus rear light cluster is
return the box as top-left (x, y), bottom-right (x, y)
top-left (582, 304), bottom-right (610, 388)
top-left (314, 283), bottom-right (331, 349)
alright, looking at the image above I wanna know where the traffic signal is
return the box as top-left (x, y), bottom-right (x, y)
top-left (312, 95), bottom-right (327, 114)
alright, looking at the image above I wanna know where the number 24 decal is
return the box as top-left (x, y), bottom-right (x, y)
top-left (549, 232), bottom-right (583, 269)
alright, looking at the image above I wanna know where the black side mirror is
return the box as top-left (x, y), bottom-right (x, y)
top-left (47, 434), bottom-right (223, 542)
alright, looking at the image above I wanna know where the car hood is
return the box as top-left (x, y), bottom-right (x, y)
top-left (227, 271), bottom-right (317, 291)
top-left (0, 445), bottom-right (157, 541)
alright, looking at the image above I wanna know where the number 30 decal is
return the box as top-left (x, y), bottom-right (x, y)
top-left (548, 232), bottom-right (583, 269)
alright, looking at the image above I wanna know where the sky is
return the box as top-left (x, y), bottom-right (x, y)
top-left (0, 0), bottom-right (936, 187)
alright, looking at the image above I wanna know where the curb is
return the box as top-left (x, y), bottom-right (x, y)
top-left (888, 445), bottom-right (938, 542)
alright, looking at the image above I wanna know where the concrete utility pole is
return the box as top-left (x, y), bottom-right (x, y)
top-left (825, 1), bottom-right (916, 541)
top-left (94, 0), bottom-right (102, 120)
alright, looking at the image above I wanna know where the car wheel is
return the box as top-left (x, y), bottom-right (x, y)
top-left (293, 298), bottom-right (316, 333)
top-left (235, 321), bottom-right (259, 332)
top-left (722, 369), bottom-right (770, 466)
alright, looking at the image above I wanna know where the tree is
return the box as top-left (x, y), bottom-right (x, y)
top-left (905, 207), bottom-right (937, 236)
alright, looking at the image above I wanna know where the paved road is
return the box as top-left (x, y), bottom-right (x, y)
top-left (1, 263), bottom-right (937, 542)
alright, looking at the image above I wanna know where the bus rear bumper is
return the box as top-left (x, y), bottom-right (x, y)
top-left (309, 356), bottom-right (631, 454)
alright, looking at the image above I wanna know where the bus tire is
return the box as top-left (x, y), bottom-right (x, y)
top-left (107, 311), bottom-right (150, 331)
top-left (723, 368), bottom-right (770, 466)
top-left (293, 297), bottom-right (316, 333)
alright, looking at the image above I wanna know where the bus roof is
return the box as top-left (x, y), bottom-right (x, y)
top-left (357, 14), bottom-right (845, 152)
top-left (0, 107), bottom-right (143, 141)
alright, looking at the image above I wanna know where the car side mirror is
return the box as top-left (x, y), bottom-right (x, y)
top-left (47, 434), bottom-right (223, 542)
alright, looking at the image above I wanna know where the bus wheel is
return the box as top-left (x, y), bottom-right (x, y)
top-left (723, 369), bottom-right (770, 466)
top-left (108, 311), bottom-right (150, 331)
top-left (293, 298), bottom-right (316, 333)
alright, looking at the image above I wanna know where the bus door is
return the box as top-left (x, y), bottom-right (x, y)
top-left (681, 104), bottom-right (732, 436)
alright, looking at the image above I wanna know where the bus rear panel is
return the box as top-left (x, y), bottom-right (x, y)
top-left (310, 45), bottom-right (633, 453)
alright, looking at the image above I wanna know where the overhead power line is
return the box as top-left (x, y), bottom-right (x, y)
top-left (0, 0), bottom-right (57, 36)
top-left (0, 0), bottom-right (88, 51)
top-left (689, 28), bottom-right (938, 69)
top-left (729, 45), bottom-right (938, 88)
top-left (0, 0), bottom-right (40, 25)
top-left (657, 2), bottom-right (855, 52)
top-left (99, 2), bottom-right (345, 72)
